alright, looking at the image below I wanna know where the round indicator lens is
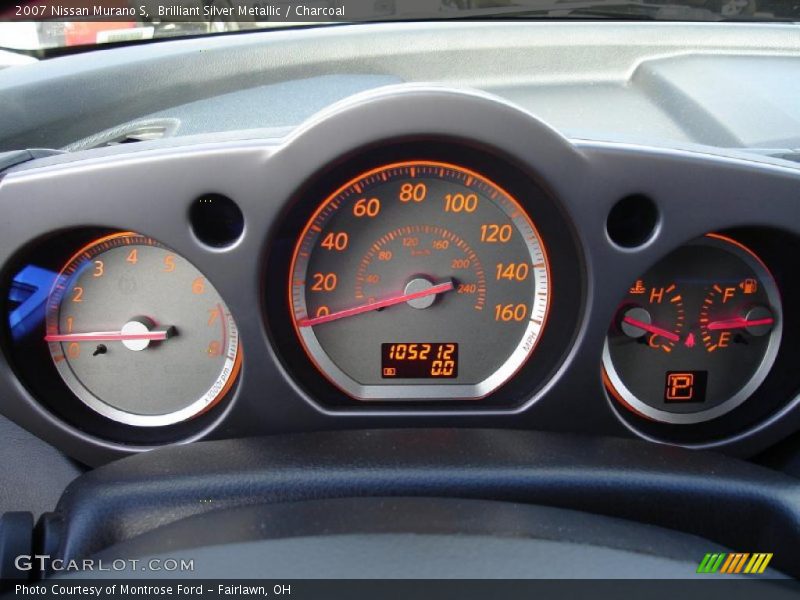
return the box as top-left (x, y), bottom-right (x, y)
top-left (45, 232), bottom-right (241, 426)
top-left (289, 161), bottom-right (551, 400)
top-left (603, 234), bottom-right (781, 424)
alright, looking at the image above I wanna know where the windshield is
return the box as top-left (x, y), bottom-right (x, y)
top-left (1, 0), bottom-right (798, 52)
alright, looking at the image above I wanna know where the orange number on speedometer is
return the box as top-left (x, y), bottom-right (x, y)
top-left (494, 303), bottom-right (528, 322)
top-left (480, 224), bottom-right (513, 243)
top-left (353, 198), bottom-right (380, 217)
top-left (399, 183), bottom-right (426, 203)
top-left (444, 193), bottom-right (478, 213)
top-left (311, 272), bottom-right (338, 292)
top-left (321, 232), bottom-right (349, 251)
top-left (496, 263), bottom-right (529, 281)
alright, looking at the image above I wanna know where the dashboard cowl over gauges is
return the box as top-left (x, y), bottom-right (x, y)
top-left (2, 85), bottom-right (800, 465)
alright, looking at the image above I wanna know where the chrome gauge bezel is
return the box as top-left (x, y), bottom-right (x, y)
top-left (288, 160), bottom-right (551, 401)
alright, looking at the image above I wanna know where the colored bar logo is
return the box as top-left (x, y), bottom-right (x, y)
top-left (697, 553), bottom-right (773, 574)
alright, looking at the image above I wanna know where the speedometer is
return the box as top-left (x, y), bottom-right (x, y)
top-left (288, 160), bottom-right (551, 400)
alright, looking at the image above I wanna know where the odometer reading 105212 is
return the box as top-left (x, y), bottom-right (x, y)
top-left (382, 343), bottom-right (458, 379)
top-left (289, 161), bottom-right (551, 401)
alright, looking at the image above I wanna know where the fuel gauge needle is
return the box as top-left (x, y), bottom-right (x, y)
top-left (707, 317), bottom-right (774, 331)
top-left (621, 316), bottom-right (680, 343)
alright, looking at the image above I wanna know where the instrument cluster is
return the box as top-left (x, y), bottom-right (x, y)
top-left (1, 85), bottom-right (800, 462)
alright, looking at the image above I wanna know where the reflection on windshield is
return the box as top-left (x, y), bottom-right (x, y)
top-left (0, 0), bottom-right (798, 51)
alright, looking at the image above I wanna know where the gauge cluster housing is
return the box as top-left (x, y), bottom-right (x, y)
top-left (1, 86), bottom-right (800, 464)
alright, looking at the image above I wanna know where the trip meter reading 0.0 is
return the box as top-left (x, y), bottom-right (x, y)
top-left (603, 234), bottom-right (781, 424)
top-left (289, 161), bottom-right (551, 400)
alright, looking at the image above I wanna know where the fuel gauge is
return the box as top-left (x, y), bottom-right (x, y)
top-left (603, 234), bottom-right (782, 424)
top-left (699, 284), bottom-right (775, 352)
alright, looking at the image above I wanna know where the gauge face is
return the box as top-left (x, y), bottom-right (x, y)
top-left (603, 234), bottom-right (781, 424)
top-left (45, 232), bottom-right (241, 427)
top-left (289, 161), bottom-right (551, 400)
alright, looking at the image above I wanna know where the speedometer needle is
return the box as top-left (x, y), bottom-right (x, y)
top-left (298, 280), bottom-right (455, 327)
top-left (621, 316), bottom-right (680, 343)
top-left (707, 317), bottom-right (774, 331)
top-left (45, 330), bottom-right (172, 343)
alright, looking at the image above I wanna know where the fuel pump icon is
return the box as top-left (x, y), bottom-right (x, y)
top-left (740, 279), bottom-right (758, 295)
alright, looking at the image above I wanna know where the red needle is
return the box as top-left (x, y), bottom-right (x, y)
top-left (622, 316), bottom-right (680, 343)
top-left (298, 280), bottom-right (455, 327)
top-left (45, 331), bottom-right (169, 343)
top-left (707, 317), bottom-right (774, 331)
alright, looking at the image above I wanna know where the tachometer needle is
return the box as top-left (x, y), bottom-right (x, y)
top-left (45, 329), bottom-right (171, 343)
top-left (707, 317), bottom-right (774, 331)
top-left (298, 280), bottom-right (454, 327)
top-left (621, 316), bottom-right (680, 343)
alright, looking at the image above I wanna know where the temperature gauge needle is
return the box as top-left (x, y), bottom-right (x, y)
top-left (707, 317), bottom-right (774, 331)
top-left (621, 316), bottom-right (680, 343)
top-left (298, 280), bottom-right (454, 327)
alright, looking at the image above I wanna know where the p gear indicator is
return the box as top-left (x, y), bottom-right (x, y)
top-left (665, 371), bottom-right (707, 403)
top-left (603, 234), bottom-right (782, 425)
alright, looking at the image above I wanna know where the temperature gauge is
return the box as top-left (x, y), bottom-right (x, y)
top-left (603, 234), bottom-right (781, 424)
top-left (617, 282), bottom-right (685, 354)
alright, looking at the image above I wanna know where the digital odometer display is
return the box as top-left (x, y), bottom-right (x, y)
top-left (381, 343), bottom-right (458, 379)
top-left (289, 160), bottom-right (551, 401)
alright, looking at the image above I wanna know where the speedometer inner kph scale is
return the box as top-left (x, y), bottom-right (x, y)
top-left (289, 161), bottom-right (551, 400)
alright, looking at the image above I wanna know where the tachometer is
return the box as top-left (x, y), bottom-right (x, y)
top-left (45, 232), bottom-right (241, 427)
top-left (289, 161), bottom-right (550, 400)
